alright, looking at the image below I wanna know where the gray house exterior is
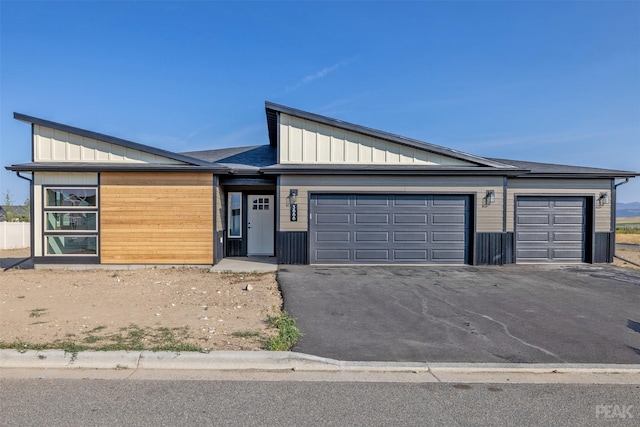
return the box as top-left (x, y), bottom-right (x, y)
top-left (6, 102), bottom-right (637, 266)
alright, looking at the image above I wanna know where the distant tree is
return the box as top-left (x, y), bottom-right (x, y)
top-left (3, 190), bottom-right (16, 221)
top-left (22, 197), bottom-right (31, 222)
top-left (1, 191), bottom-right (29, 222)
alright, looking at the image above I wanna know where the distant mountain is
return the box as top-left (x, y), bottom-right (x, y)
top-left (617, 202), bottom-right (640, 218)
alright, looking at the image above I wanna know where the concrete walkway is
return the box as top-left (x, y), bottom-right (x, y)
top-left (209, 257), bottom-right (278, 273)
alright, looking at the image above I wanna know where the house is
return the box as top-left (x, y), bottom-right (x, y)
top-left (5, 102), bottom-right (637, 266)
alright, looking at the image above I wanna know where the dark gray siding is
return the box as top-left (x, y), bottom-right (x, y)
top-left (475, 232), bottom-right (514, 265)
top-left (277, 232), bottom-right (308, 264)
top-left (594, 232), bottom-right (615, 263)
top-left (309, 194), bottom-right (470, 264)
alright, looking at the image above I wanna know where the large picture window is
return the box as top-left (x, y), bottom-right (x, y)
top-left (228, 192), bottom-right (242, 238)
top-left (43, 187), bottom-right (98, 256)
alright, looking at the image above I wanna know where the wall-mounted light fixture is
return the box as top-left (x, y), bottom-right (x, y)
top-left (287, 189), bottom-right (298, 206)
top-left (598, 192), bottom-right (609, 207)
top-left (483, 190), bottom-right (495, 207)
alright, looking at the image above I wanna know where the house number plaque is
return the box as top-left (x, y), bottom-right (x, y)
top-left (290, 203), bottom-right (298, 221)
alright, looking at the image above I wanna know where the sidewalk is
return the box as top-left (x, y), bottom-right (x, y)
top-left (2, 350), bottom-right (639, 384)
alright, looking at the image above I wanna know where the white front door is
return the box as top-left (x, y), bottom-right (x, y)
top-left (247, 195), bottom-right (275, 256)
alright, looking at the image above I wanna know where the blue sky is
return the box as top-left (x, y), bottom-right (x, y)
top-left (1, 1), bottom-right (639, 203)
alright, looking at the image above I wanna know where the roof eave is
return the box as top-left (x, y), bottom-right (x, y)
top-left (260, 165), bottom-right (527, 176)
top-left (514, 172), bottom-right (639, 179)
top-left (6, 163), bottom-right (232, 174)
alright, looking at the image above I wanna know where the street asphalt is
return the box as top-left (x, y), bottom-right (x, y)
top-left (278, 264), bottom-right (640, 363)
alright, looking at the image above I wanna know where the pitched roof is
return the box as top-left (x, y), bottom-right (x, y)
top-left (13, 113), bottom-right (215, 167)
top-left (265, 101), bottom-right (518, 169)
top-left (491, 158), bottom-right (638, 178)
top-left (183, 145), bottom-right (277, 169)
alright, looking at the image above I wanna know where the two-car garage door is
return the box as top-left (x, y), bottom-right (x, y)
top-left (309, 194), bottom-right (470, 264)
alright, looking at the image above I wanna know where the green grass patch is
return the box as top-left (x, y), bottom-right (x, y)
top-left (264, 311), bottom-right (301, 351)
top-left (616, 226), bottom-right (640, 234)
top-left (0, 324), bottom-right (207, 353)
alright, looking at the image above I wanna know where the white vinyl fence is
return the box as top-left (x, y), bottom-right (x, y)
top-left (0, 222), bottom-right (30, 249)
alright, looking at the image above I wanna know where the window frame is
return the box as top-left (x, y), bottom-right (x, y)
top-left (227, 192), bottom-right (243, 238)
top-left (42, 186), bottom-right (99, 257)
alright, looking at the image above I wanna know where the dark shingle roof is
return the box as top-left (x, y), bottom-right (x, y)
top-left (182, 145), bottom-right (277, 167)
top-left (490, 158), bottom-right (638, 178)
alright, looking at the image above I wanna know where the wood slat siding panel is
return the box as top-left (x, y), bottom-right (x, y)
top-left (279, 175), bottom-right (503, 233)
top-left (279, 113), bottom-right (474, 166)
top-left (34, 125), bottom-right (185, 164)
top-left (100, 172), bottom-right (213, 264)
top-left (506, 178), bottom-right (611, 232)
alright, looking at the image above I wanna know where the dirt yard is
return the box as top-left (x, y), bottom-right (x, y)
top-left (0, 249), bottom-right (282, 351)
top-left (614, 234), bottom-right (640, 270)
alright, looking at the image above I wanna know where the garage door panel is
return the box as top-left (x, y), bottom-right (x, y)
top-left (355, 213), bottom-right (389, 224)
top-left (394, 232), bottom-right (427, 242)
top-left (553, 249), bottom-right (584, 259)
top-left (518, 199), bottom-right (550, 208)
top-left (432, 197), bottom-right (466, 207)
top-left (432, 232), bottom-right (466, 242)
top-left (394, 250), bottom-right (428, 260)
top-left (394, 196), bottom-right (428, 206)
top-left (517, 231), bottom-right (549, 242)
top-left (355, 195), bottom-right (389, 206)
top-left (553, 200), bottom-right (584, 208)
top-left (315, 249), bottom-right (351, 261)
top-left (355, 250), bottom-right (389, 261)
top-left (433, 250), bottom-right (466, 261)
top-left (553, 232), bottom-right (583, 242)
top-left (315, 195), bottom-right (351, 206)
top-left (553, 215), bottom-right (584, 225)
top-left (394, 214), bottom-right (428, 224)
top-left (316, 231), bottom-right (351, 242)
top-left (516, 197), bottom-right (586, 263)
top-left (355, 231), bottom-right (389, 242)
top-left (517, 214), bottom-right (549, 225)
top-left (315, 213), bottom-right (351, 224)
top-left (310, 194), bottom-right (470, 264)
top-left (433, 214), bottom-right (465, 224)
top-left (517, 248), bottom-right (549, 260)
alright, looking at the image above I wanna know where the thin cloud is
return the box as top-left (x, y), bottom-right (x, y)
top-left (286, 58), bottom-right (355, 92)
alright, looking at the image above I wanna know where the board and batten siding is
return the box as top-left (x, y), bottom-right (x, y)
top-left (279, 113), bottom-right (474, 166)
top-left (506, 178), bottom-right (612, 232)
top-left (100, 173), bottom-right (214, 264)
top-left (33, 172), bottom-right (98, 257)
top-left (33, 125), bottom-right (185, 164)
top-left (279, 175), bottom-right (503, 233)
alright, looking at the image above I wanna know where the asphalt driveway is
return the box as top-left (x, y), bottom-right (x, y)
top-left (278, 265), bottom-right (640, 363)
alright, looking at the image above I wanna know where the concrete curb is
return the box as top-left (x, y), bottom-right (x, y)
top-left (2, 349), bottom-right (640, 376)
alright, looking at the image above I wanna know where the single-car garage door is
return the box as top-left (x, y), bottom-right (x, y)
top-left (309, 194), bottom-right (470, 264)
top-left (515, 196), bottom-right (586, 263)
